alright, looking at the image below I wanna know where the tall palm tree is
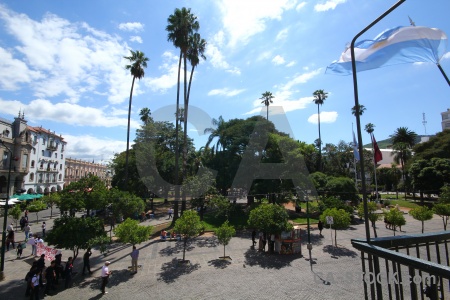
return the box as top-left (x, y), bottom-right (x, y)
top-left (313, 89), bottom-right (328, 171)
top-left (351, 104), bottom-right (366, 116)
top-left (204, 116), bottom-right (226, 154)
top-left (390, 127), bottom-right (417, 198)
top-left (364, 123), bottom-right (374, 135)
top-left (124, 50), bottom-right (149, 187)
top-left (139, 107), bottom-right (151, 125)
top-left (166, 7), bottom-right (199, 218)
top-left (260, 91), bottom-right (274, 120)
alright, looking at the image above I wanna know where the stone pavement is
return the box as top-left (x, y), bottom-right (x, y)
top-left (0, 208), bottom-right (448, 300)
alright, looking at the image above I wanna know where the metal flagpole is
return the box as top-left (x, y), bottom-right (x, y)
top-left (371, 133), bottom-right (379, 202)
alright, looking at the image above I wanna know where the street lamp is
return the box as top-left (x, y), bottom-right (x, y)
top-left (0, 139), bottom-right (14, 280)
top-left (296, 187), bottom-right (313, 270)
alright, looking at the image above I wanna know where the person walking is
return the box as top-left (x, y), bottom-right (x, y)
top-left (130, 246), bottom-right (139, 274)
top-left (318, 220), bottom-right (324, 237)
top-left (44, 260), bottom-right (56, 295)
top-left (82, 248), bottom-right (93, 275)
top-left (24, 223), bottom-right (31, 241)
top-left (17, 242), bottom-right (23, 258)
top-left (168, 208), bottom-right (173, 219)
top-left (251, 230), bottom-right (257, 247)
top-left (7, 222), bottom-right (14, 233)
top-left (41, 222), bottom-right (46, 238)
top-left (101, 261), bottom-right (111, 295)
top-left (64, 257), bottom-right (73, 289)
top-left (20, 216), bottom-right (26, 231)
top-left (31, 269), bottom-right (42, 300)
top-left (28, 235), bottom-right (37, 256)
top-left (6, 229), bottom-right (15, 251)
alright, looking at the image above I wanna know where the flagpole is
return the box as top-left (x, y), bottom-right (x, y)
top-left (371, 133), bottom-right (379, 202)
top-left (350, 0), bottom-right (406, 245)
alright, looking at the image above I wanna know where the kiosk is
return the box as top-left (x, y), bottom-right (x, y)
top-left (277, 225), bottom-right (302, 255)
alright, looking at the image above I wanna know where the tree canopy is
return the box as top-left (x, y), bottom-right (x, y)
top-left (114, 218), bottom-right (153, 246)
top-left (247, 203), bottom-right (292, 234)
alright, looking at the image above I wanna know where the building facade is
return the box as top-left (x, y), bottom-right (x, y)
top-left (441, 108), bottom-right (450, 131)
top-left (64, 158), bottom-right (112, 188)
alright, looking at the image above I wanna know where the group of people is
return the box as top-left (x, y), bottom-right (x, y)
top-left (160, 230), bottom-right (180, 241)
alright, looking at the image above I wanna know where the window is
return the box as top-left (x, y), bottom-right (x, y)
top-left (2, 151), bottom-right (8, 168)
top-left (33, 148), bottom-right (36, 154)
top-left (31, 160), bottom-right (35, 168)
top-left (40, 162), bottom-right (44, 169)
top-left (61, 154), bottom-right (63, 159)
top-left (43, 138), bottom-right (46, 145)
top-left (58, 174), bottom-right (62, 180)
top-left (29, 173), bottom-right (34, 181)
top-left (22, 154), bottom-right (28, 169)
top-left (55, 153), bottom-right (57, 158)
top-left (42, 150), bottom-right (44, 156)
top-left (60, 164), bottom-right (62, 170)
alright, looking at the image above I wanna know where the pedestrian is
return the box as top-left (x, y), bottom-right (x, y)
top-left (6, 229), bottom-right (15, 251)
top-left (251, 230), bottom-right (257, 246)
top-left (25, 262), bottom-right (37, 297)
top-left (82, 247), bottom-right (93, 275)
top-left (41, 222), bottom-right (46, 238)
top-left (168, 207), bottom-right (173, 219)
top-left (37, 254), bottom-right (46, 272)
top-left (24, 223), bottom-right (31, 240)
top-left (20, 216), bottom-right (26, 231)
top-left (130, 246), bottom-right (139, 274)
top-left (44, 260), bottom-right (56, 295)
top-left (262, 233), bottom-right (267, 252)
top-left (7, 222), bottom-right (14, 233)
top-left (54, 253), bottom-right (63, 283)
top-left (30, 268), bottom-right (42, 300)
top-left (101, 261), bottom-right (111, 295)
top-left (24, 209), bottom-right (29, 221)
top-left (318, 220), bottom-right (324, 237)
top-left (258, 232), bottom-right (263, 251)
top-left (17, 242), bottom-right (23, 258)
top-left (28, 235), bottom-right (37, 256)
top-left (64, 257), bottom-right (73, 289)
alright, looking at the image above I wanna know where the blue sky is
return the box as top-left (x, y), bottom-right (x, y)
top-left (0, 0), bottom-right (449, 164)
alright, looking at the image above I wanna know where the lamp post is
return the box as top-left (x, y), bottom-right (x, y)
top-left (296, 187), bottom-right (313, 270)
top-left (0, 139), bottom-right (13, 280)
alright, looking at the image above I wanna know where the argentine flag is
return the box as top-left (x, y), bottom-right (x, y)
top-left (352, 130), bottom-right (360, 162)
top-left (326, 26), bottom-right (448, 75)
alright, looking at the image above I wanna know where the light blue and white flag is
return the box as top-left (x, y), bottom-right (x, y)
top-left (352, 130), bottom-right (360, 161)
top-left (326, 26), bottom-right (448, 75)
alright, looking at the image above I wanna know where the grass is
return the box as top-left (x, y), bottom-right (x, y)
top-left (201, 209), bottom-right (249, 231)
top-left (290, 217), bottom-right (319, 225)
top-left (385, 199), bottom-right (420, 209)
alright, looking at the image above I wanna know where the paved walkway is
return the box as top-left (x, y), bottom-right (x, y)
top-left (0, 207), bottom-right (448, 299)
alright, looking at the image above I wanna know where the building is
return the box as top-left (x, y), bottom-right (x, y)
top-left (441, 108), bottom-right (450, 130)
top-left (0, 113), bottom-right (67, 198)
top-left (64, 158), bottom-right (112, 188)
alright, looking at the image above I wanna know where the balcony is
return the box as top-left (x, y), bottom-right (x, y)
top-left (47, 142), bottom-right (57, 151)
top-left (352, 231), bottom-right (450, 299)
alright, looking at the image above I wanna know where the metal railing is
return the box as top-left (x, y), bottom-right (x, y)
top-left (352, 231), bottom-right (450, 300)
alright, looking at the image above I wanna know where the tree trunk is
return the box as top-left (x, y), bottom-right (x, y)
top-left (174, 51), bottom-right (182, 219)
top-left (125, 76), bottom-right (136, 188)
top-left (334, 229), bottom-right (337, 246)
top-left (182, 237), bottom-right (187, 261)
top-left (371, 221), bottom-right (378, 238)
top-left (317, 104), bottom-right (322, 172)
top-left (421, 220), bottom-right (424, 233)
top-left (223, 245), bottom-right (226, 258)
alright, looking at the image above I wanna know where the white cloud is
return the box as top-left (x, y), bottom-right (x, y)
top-left (442, 51), bottom-right (450, 60)
top-left (280, 68), bottom-right (322, 91)
top-left (276, 28), bottom-right (289, 41)
top-left (286, 61), bottom-right (297, 67)
top-left (272, 55), bottom-right (286, 65)
top-left (208, 88), bottom-right (246, 97)
top-left (64, 134), bottom-right (126, 162)
top-left (145, 51), bottom-right (179, 92)
top-left (245, 89), bottom-right (314, 115)
top-left (217, 0), bottom-right (297, 48)
top-left (296, 2), bottom-right (307, 11)
top-left (0, 6), bottom-right (132, 105)
top-left (130, 36), bottom-right (143, 43)
top-left (314, 0), bottom-right (347, 12)
top-left (0, 97), bottom-right (140, 129)
top-left (118, 22), bottom-right (144, 32)
top-left (205, 42), bottom-right (241, 74)
top-left (0, 47), bottom-right (43, 90)
top-left (308, 111), bottom-right (338, 124)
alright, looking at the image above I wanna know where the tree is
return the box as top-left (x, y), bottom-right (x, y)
top-left (27, 200), bottom-right (47, 224)
top-left (248, 203), bottom-right (292, 236)
top-left (139, 107), bottom-right (151, 125)
top-left (46, 216), bottom-right (107, 261)
top-left (42, 192), bottom-right (61, 219)
top-left (313, 89), bottom-right (328, 171)
top-left (413, 129), bottom-right (450, 160)
top-left (114, 218), bottom-right (153, 246)
top-left (351, 104), bottom-right (366, 116)
top-left (173, 210), bottom-right (203, 261)
top-left (364, 123), bottom-right (375, 135)
top-left (319, 208), bottom-right (351, 246)
top-left (124, 49), bottom-right (149, 187)
top-left (433, 203), bottom-right (450, 230)
top-left (409, 206), bottom-right (434, 233)
top-left (109, 189), bottom-right (145, 221)
top-left (324, 177), bottom-right (358, 201)
top-left (357, 202), bottom-right (382, 237)
top-left (384, 208), bottom-right (406, 236)
top-left (260, 91), bottom-right (275, 120)
top-left (215, 220), bottom-right (235, 259)
top-left (8, 204), bottom-right (22, 231)
top-left (167, 7), bottom-right (200, 219)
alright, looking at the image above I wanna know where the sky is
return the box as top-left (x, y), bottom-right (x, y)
top-left (0, 0), bottom-right (449, 164)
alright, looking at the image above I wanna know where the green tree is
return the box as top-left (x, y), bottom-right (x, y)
top-left (114, 218), bottom-right (153, 246)
top-left (409, 206), bottom-right (434, 233)
top-left (324, 176), bottom-right (358, 201)
top-left (260, 91), bottom-right (274, 120)
top-left (66, 174), bottom-right (108, 217)
top-left (384, 208), bottom-right (406, 236)
top-left (42, 192), bottom-right (61, 219)
top-left (27, 200), bottom-right (47, 223)
top-left (173, 210), bottom-right (203, 261)
top-left (215, 220), bottom-right (235, 258)
top-left (8, 204), bottom-right (22, 231)
top-left (365, 123), bottom-right (375, 135)
top-left (412, 129), bottom-right (450, 160)
top-left (248, 203), bottom-right (292, 236)
top-left (124, 49), bottom-right (149, 187)
top-left (313, 89), bottom-right (328, 171)
top-left (167, 7), bottom-right (200, 218)
top-left (357, 202), bottom-right (382, 237)
top-left (183, 170), bottom-right (216, 220)
top-left (351, 104), bottom-right (366, 116)
top-left (109, 189), bottom-right (145, 221)
top-left (319, 208), bottom-right (351, 246)
top-left (46, 216), bottom-right (107, 261)
top-left (139, 107), bottom-right (151, 125)
top-left (433, 203), bottom-right (450, 230)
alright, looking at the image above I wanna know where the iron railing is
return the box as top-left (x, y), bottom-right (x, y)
top-left (352, 231), bottom-right (450, 300)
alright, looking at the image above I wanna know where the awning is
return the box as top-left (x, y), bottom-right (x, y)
top-left (11, 194), bottom-right (44, 201)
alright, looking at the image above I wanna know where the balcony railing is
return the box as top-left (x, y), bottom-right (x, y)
top-left (352, 231), bottom-right (450, 300)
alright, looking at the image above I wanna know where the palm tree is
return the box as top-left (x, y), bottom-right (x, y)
top-left (124, 50), bottom-right (149, 187)
top-left (313, 89), bottom-right (328, 171)
top-left (364, 123), bottom-right (374, 135)
top-left (204, 116), bottom-right (226, 154)
top-left (390, 127), bottom-right (417, 198)
top-left (166, 7), bottom-right (199, 218)
top-left (260, 91), bottom-right (274, 120)
top-left (139, 107), bottom-right (151, 125)
top-left (351, 104), bottom-right (366, 116)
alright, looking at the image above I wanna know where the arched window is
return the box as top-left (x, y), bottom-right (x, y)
top-left (29, 173), bottom-right (34, 181)
top-left (31, 160), bottom-right (35, 168)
